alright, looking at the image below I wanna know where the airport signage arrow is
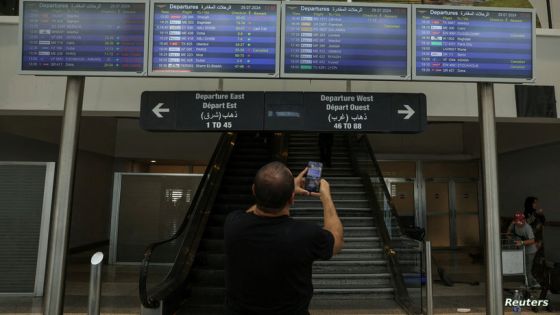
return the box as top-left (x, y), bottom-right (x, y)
top-left (152, 103), bottom-right (170, 118)
top-left (398, 104), bottom-right (415, 120)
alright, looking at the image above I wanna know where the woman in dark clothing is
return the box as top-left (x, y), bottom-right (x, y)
top-left (524, 196), bottom-right (552, 311)
top-left (524, 196), bottom-right (546, 244)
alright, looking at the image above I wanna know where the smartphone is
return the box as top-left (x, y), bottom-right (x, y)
top-left (305, 161), bottom-right (323, 193)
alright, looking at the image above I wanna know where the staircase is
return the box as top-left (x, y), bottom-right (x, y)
top-left (176, 133), bottom-right (273, 314)
top-left (286, 133), bottom-right (412, 312)
top-left (174, 132), bottom-right (420, 314)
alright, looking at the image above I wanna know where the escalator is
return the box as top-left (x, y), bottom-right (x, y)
top-left (176, 133), bottom-right (276, 314)
top-left (140, 132), bottom-right (423, 315)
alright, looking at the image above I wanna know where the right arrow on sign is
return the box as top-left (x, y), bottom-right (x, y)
top-left (152, 103), bottom-right (170, 118)
top-left (398, 104), bottom-right (415, 120)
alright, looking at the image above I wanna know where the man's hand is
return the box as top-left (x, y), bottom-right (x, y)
top-left (246, 205), bottom-right (257, 214)
top-left (294, 167), bottom-right (311, 196)
top-left (311, 179), bottom-right (331, 200)
top-left (515, 240), bottom-right (523, 247)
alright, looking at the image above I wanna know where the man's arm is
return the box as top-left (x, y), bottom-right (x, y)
top-left (506, 222), bottom-right (514, 237)
top-left (316, 179), bottom-right (344, 255)
top-left (515, 239), bottom-right (535, 246)
top-left (293, 168), bottom-right (343, 255)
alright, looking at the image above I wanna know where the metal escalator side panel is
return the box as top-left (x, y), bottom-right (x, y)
top-left (139, 132), bottom-right (237, 310)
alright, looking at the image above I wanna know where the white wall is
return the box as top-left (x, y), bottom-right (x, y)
top-left (0, 131), bottom-right (115, 248)
top-left (0, 116), bottom-right (117, 156)
top-left (369, 123), bottom-right (466, 156)
top-left (1, 18), bottom-right (560, 120)
top-left (114, 119), bottom-right (220, 161)
top-left (498, 142), bottom-right (560, 222)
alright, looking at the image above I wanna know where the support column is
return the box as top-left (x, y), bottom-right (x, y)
top-left (43, 76), bottom-right (85, 315)
top-left (477, 82), bottom-right (503, 315)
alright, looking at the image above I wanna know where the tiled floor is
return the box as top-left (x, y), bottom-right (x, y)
top-left (1, 249), bottom-right (558, 314)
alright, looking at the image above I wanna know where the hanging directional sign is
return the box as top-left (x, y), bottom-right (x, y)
top-left (140, 91), bottom-right (265, 131)
top-left (140, 91), bottom-right (426, 133)
top-left (264, 92), bottom-right (426, 133)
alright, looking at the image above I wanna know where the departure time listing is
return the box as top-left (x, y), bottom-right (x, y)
top-left (21, 2), bottom-right (146, 72)
top-left (283, 4), bottom-right (408, 77)
top-left (151, 3), bottom-right (278, 74)
top-left (415, 8), bottom-right (533, 79)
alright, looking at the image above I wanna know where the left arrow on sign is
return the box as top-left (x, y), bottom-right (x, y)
top-left (397, 104), bottom-right (415, 120)
top-left (152, 103), bottom-right (170, 118)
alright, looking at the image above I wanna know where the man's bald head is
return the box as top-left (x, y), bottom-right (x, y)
top-left (253, 162), bottom-right (295, 213)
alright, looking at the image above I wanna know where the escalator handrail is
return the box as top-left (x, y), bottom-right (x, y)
top-left (139, 132), bottom-right (236, 308)
top-left (346, 134), bottom-right (420, 315)
top-left (353, 135), bottom-right (412, 238)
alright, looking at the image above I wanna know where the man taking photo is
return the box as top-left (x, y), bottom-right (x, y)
top-left (224, 161), bottom-right (344, 315)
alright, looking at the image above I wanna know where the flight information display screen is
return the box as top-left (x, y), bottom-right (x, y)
top-left (150, 1), bottom-right (280, 77)
top-left (20, 0), bottom-right (148, 75)
top-left (282, 2), bottom-right (410, 80)
top-left (414, 6), bottom-right (534, 82)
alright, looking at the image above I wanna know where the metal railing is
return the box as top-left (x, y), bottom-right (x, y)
top-left (346, 134), bottom-right (425, 315)
top-left (139, 132), bottom-right (237, 309)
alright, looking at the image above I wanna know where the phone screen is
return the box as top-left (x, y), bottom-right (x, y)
top-left (305, 161), bottom-right (323, 193)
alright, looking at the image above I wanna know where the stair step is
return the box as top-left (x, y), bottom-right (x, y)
top-left (204, 225), bottom-right (377, 238)
top-left (313, 260), bottom-right (389, 274)
top-left (332, 248), bottom-right (384, 260)
top-left (312, 288), bottom-right (395, 300)
top-left (188, 269), bottom-right (396, 289)
top-left (291, 207), bottom-right (372, 217)
top-left (293, 216), bottom-right (375, 227)
top-left (295, 200), bottom-right (370, 208)
top-left (217, 195), bottom-right (369, 203)
top-left (287, 162), bottom-right (352, 169)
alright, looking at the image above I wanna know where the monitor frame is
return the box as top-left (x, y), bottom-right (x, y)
top-left (148, 0), bottom-right (281, 78)
top-left (18, 0), bottom-right (150, 76)
top-left (411, 4), bottom-right (536, 83)
top-left (280, 1), bottom-right (411, 81)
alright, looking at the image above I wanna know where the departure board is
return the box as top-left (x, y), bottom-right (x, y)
top-left (413, 6), bottom-right (535, 82)
top-left (150, 1), bottom-right (280, 77)
top-left (281, 2), bottom-right (410, 80)
top-left (19, 0), bottom-right (149, 76)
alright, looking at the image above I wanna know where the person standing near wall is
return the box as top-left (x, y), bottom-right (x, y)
top-left (524, 196), bottom-right (546, 247)
top-left (524, 196), bottom-right (552, 311)
top-left (507, 212), bottom-right (539, 288)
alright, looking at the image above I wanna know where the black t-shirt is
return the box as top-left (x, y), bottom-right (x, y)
top-left (224, 210), bottom-right (335, 315)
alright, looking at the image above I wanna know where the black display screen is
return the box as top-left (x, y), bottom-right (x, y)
top-left (151, 2), bottom-right (279, 76)
top-left (20, 1), bottom-right (147, 74)
top-left (414, 6), bottom-right (534, 81)
top-left (282, 3), bottom-right (409, 79)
